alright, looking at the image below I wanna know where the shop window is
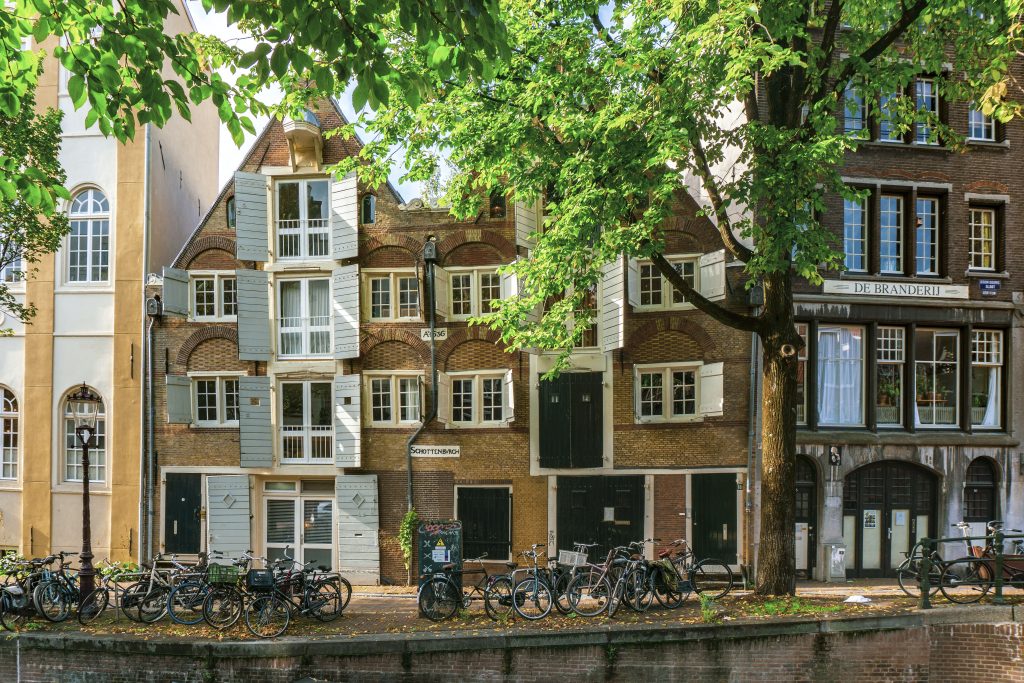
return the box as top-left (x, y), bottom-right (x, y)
top-left (914, 329), bottom-right (959, 427)
top-left (457, 487), bottom-right (511, 560)
top-left (963, 458), bottom-right (997, 522)
top-left (876, 327), bottom-right (905, 426)
top-left (816, 326), bottom-right (865, 426)
top-left (971, 330), bottom-right (1002, 428)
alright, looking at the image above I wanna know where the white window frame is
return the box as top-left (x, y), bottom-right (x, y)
top-left (633, 362), bottom-right (702, 424)
top-left (843, 197), bottom-right (867, 272)
top-left (189, 271), bottom-right (237, 321)
top-left (188, 372), bottom-right (242, 428)
top-left (879, 92), bottom-right (902, 142)
top-left (968, 107), bottom-right (996, 141)
top-left (1, 250), bottom-right (24, 287)
top-left (62, 390), bottom-right (106, 483)
top-left (275, 178), bottom-right (331, 260)
top-left (816, 325), bottom-right (866, 427)
top-left (879, 195), bottom-right (903, 274)
top-left (447, 267), bottom-right (502, 320)
top-left (363, 270), bottom-right (420, 321)
top-left (636, 254), bottom-right (699, 311)
top-left (876, 327), bottom-right (905, 427)
top-left (915, 197), bottom-right (939, 276)
top-left (915, 78), bottom-right (939, 144)
top-left (968, 207), bottom-right (996, 272)
top-left (1, 387), bottom-right (18, 481)
top-left (843, 85), bottom-right (866, 134)
top-left (279, 380), bottom-right (335, 464)
top-left (65, 187), bottom-right (111, 285)
top-left (277, 277), bottom-right (332, 358)
top-left (447, 370), bottom-right (509, 428)
top-left (796, 324), bottom-right (808, 425)
top-left (914, 328), bottom-right (959, 428)
top-left (971, 330), bottom-right (1003, 430)
top-left (364, 372), bottom-right (423, 427)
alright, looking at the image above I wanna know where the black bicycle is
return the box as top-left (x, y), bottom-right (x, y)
top-left (418, 554), bottom-right (514, 621)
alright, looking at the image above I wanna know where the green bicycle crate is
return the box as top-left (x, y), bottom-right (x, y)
top-left (207, 563), bottom-right (241, 585)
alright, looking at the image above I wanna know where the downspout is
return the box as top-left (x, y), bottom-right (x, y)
top-left (146, 316), bottom-right (156, 562)
top-left (406, 236), bottom-right (440, 512)
top-left (139, 125), bottom-right (153, 563)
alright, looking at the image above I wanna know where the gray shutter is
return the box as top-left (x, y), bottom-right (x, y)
top-left (234, 171), bottom-right (269, 261)
top-left (239, 376), bottom-right (273, 467)
top-left (235, 269), bottom-right (271, 361)
top-left (699, 362), bottom-right (725, 417)
top-left (333, 264), bottom-right (359, 359)
top-left (161, 267), bottom-right (189, 316)
top-left (206, 475), bottom-right (251, 557)
top-left (334, 374), bottom-right (361, 468)
top-left (503, 369), bottom-right (514, 423)
top-left (600, 257), bottom-right (625, 351)
top-left (432, 266), bottom-right (449, 319)
top-left (699, 249), bottom-right (727, 301)
top-left (165, 375), bottom-right (192, 424)
top-left (331, 172), bottom-right (358, 260)
top-left (626, 258), bottom-right (641, 309)
top-left (514, 200), bottom-right (539, 250)
top-left (336, 475), bottom-right (380, 584)
top-left (436, 372), bottom-right (450, 425)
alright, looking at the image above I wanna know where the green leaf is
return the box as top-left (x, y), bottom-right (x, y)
top-left (67, 75), bottom-right (87, 109)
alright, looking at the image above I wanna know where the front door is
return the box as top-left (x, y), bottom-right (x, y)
top-left (692, 473), bottom-right (738, 565)
top-left (795, 457), bottom-right (818, 576)
top-left (265, 497), bottom-right (334, 569)
top-left (556, 476), bottom-right (643, 562)
top-left (164, 473), bottom-right (202, 554)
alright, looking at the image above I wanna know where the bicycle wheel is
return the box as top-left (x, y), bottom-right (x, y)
top-left (690, 559), bottom-right (733, 600)
top-left (336, 575), bottom-right (353, 611)
top-left (652, 564), bottom-right (690, 609)
top-left (33, 581), bottom-right (70, 622)
top-left (896, 560), bottom-right (941, 598)
top-left (418, 577), bottom-right (459, 621)
top-left (307, 580), bottom-right (343, 622)
top-left (512, 576), bottom-right (552, 620)
top-left (168, 582), bottom-right (210, 625)
top-left (77, 587), bottom-right (110, 625)
top-left (244, 594), bottom-right (291, 638)
top-left (566, 570), bottom-right (611, 617)
top-left (625, 569), bottom-right (653, 612)
top-left (119, 581), bottom-right (149, 622)
top-left (0, 590), bottom-right (24, 631)
top-left (203, 586), bottom-right (244, 629)
top-left (138, 586), bottom-right (170, 623)
top-left (484, 576), bottom-right (514, 621)
top-left (940, 557), bottom-right (993, 604)
top-left (552, 571), bottom-right (575, 615)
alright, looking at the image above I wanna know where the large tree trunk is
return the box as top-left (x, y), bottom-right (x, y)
top-left (755, 271), bottom-right (800, 595)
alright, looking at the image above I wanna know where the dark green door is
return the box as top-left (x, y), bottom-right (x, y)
top-left (164, 473), bottom-right (202, 554)
top-left (556, 476), bottom-right (643, 562)
top-left (540, 372), bottom-right (603, 468)
top-left (692, 473), bottom-right (737, 564)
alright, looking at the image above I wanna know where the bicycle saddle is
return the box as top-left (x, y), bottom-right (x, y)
top-left (658, 550), bottom-right (670, 559)
top-left (505, 562), bottom-right (518, 569)
top-left (442, 563), bottom-right (456, 571)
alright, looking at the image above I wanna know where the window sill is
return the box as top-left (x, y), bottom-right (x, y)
top-left (446, 422), bottom-right (510, 430)
top-left (53, 484), bottom-right (112, 495)
top-left (838, 273), bottom-right (953, 285)
top-left (966, 139), bottom-right (1010, 149)
top-left (632, 305), bottom-right (697, 314)
top-left (55, 285), bottom-right (115, 294)
top-left (191, 423), bottom-right (239, 430)
top-left (276, 355), bottom-right (334, 361)
top-left (368, 422), bottom-right (422, 429)
top-left (965, 270), bottom-right (1009, 280)
top-left (860, 141), bottom-right (951, 153)
top-left (190, 317), bottom-right (238, 324)
top-left (635, 417), bottom-right (703, 426)
top-left (267, 260), bottom-right (336, 271)
top-left (797, 429), bottom-right (1017, 447)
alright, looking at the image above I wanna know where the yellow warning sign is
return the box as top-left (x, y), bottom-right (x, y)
top-left (436, 539), bottom-right (446, 547)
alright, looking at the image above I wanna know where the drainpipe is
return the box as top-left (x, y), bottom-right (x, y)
top-left (405, 236), bottom-right (441, 512)
top-left (145, 315), bottom-right (157, 561)
top-left (139, 125), bottom-right (153, 563)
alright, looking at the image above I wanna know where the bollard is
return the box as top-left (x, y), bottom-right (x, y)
top-left (993, 529), bottom-right (1005, 605)
top-left (919, 538), bottom-right (932, 610)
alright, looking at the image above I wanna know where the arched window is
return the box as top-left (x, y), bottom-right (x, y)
top-left (62, 389), bottom-right (106, 483)
top-left (489, 189), bottom-right (506, 218)
top-left (67, 188), bottom-right (110, 283)
top-left (360, 194), bottom-right (376, 225)
top-left (964, 458), bottom-right (997, 523)
top-left (1, 387), bottom-right (18, 480)
top-left (226, 195), bottom-right (236, 229)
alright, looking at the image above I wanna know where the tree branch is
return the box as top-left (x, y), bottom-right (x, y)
top-left (687, 131), bottom-right (756, 263)
top-left (649, 252), bottom-right (763, 333)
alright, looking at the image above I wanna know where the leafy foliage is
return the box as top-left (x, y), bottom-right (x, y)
top-left (399, 508), bottom-right (419, 572)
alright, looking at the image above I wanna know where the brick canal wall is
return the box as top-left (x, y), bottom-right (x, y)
top-left (1, 608), bottom-right (1022, 682)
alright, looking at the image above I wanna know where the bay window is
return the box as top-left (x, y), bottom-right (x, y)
top-left (914, 329), bottom-right (958, 427)
top-left (876, 327), bottom-right (904, 426)
top-left (276, 179), bottom-right (330, 259)
top-left (280, 381), bottom-right (332, 462)
top-left (816, 326), bottom-right (865, 426)
top-left (278, 278), bottom-right (331, 357)
top-left (367, 373), bottom-right (422, 426)
top-left (971, 330), bottom-right (1002, 428)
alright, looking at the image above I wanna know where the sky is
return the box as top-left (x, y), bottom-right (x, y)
top-left (183, 1), bottom-right (423, 202)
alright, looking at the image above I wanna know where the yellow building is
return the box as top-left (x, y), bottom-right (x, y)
top-left (0, 1), bottom-right (219, 561)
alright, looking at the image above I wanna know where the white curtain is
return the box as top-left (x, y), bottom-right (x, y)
top-left (981, 369), bottom-right (999, 427)
top-left (817, 327), bottom-right (863, 425)
top-left (308, 280), bottom-right (330, 319)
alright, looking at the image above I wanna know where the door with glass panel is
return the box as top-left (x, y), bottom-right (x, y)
top-left (265, 494), bottom-right (334, 570)
top-left (280, 381), bottom-right (333, 463)
top-left (278, 278), bottom-right (331, 357)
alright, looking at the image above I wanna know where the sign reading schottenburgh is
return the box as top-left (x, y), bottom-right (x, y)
top-left (823, 280), bottom-right (969, 299)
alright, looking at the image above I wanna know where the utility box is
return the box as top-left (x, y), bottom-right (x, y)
top-left (418, 519), bottom-right (462, 590)
top-left (823, 542), bottom-right (847, 582)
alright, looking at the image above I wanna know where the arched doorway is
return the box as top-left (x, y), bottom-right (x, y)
top-left (964, 457), bottom-right (999, 538)
top-left (842, 461), bottom-right (937, 578)
top-left (795, 456), bottom-right (818, 577)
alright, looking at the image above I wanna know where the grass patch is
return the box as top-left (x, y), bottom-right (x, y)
top-left (748, 598), bottom-right (844, 617)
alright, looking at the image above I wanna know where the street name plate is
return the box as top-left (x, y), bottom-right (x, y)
top-left (411, 445), bottom-right (460, 458)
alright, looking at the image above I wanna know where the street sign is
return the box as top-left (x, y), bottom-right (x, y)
top-left (979, 280), bottom-right (1001, 297)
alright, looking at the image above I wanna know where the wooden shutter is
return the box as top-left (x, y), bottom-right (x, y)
top-left (206, 475), bottom-right (251, 557)
top-left (239, 376), bottom-right (272, 467)
top-left (436, 372), bottom-right (450, 425)
top-left (332, 265), bottom-right (359, 359)
top-left (514, 200), bottom-right (539, 250)
top-left (600, 257), bottom-right (625, 351)
top-left (331, 172), bottom-right (358, 259)
top-left (334, 374), bottom-right (361, 468)
top-left (626, 258), bottom-right (641, 310)
top-left (503, 369), bottom-right (515, 423)
top-left (165, 375), bottom-right (192, 424)
top-left (336, 475), bottom-right (380, 584)
top-left (161, 267), bottom-right (189, 316)
top-left (699, 249), bottom-right (727, 301)
top-left (699, 362), bottom-right (725, 417)
top-left (432, 265), bottom-right (449, 319)
top-left (235, 269), bottom-right (271, 361)
top-left (234, 172), bottom-right (268, 261)
top-left (499, 268), bottom-right (518, 301)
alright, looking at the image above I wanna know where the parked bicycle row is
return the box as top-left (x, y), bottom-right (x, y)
top-left (894, 520), bottom-right (1024, 604)
top-left (418, 538), bottom-right (734, 621)
top-left (0, 547), bottom-right (352, 638)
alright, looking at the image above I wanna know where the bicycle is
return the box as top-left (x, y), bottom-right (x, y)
top-left (165, 552), bottom-right (216, 625)
top-left (893, 522), bottom-right (976, 598)
top-left (661, 539), bottom-right (733, 600)
top-left (550, 542), bottom-right (598, 615)
top-left (0, 556), bottom-right (55, 631)
top-left (32, 551), bottom-right (81, 623)
top-left (201, 551), bottom-right (259, 629)
top-left (417, 553), bottom-right (515, 622)
top-left (512, 544), bottom-right (554, 620)
top-left (939, 520), bottom-right (1024, 604)
top-left (78, 559), bottom-right (147, 625)
top-left (565, 544), bottom-right (635, 617)
top-left (269, 548), bottom-right (346, 623)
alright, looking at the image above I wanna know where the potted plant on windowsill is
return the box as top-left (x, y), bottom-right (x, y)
top-left (878, 380), bottom-right (900, 406)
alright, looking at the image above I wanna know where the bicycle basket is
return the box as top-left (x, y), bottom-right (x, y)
top-left (558, 550), bottom-right (587, 567)
top-left (206, 563), bottom-right (240, 585)
top-left (246, 569), bottom-right (275, 591)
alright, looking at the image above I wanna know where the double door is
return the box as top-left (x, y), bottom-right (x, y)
top-left (265, 496), bottom-right (334, 569)
top-left (556, 476), bottom-right (643, 562)
top-left (539, 372), bottom-right (603, 469)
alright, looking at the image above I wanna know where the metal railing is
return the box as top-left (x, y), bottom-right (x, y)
top-left (917, 529), bottom-right (1024, 609)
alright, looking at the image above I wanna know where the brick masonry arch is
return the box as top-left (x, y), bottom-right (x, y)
top-left (176, 326), bottom-right (239, 366)
top-left (361, 234), bottom-right (422, 260)
top-left (436, 326), bottom-right (505, 365)
top-left (175, 236), bottom-right (238, 269)
top-left (627, 317), bottom-right (718, 361)
top-left (360, 328), bottom-right (430, 364)
top-left (438, 230), bottom-right (516, 263)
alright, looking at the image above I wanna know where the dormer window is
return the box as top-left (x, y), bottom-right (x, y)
top-left (361, 194), bottom-right (376, 225)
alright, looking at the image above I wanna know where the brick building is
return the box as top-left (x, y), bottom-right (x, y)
top-left (147, 98), bottom-right (754, 583)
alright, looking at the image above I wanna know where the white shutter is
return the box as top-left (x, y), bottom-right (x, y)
top-left (499, 268), bottom-right (518, 301)
top-left (334, 374), bottom-right (361, 468)
top-left (336, 475), bottom-right (380, 585)
top-left (331, 172), bottom-right (358, 260)
top-left (626, 258), bottom-right (641, 310)
top-left (235, 269), bottom-right (271, 361)
top-left (699, 249), bottom-right (727, 301)
top-left (514, 200), bottom-right (539, 250)
top-left (432, 265), bottom-right (449, 319)
top-left (234, 172), bottom-right (269, 261)
top-left (206, 475), bottom-right (251, 557)
top-left (600, 257), bottom-right (625, 351)
top-left (161, 267), bottom-right (189, 316)
top-left (699, 362), bottom-right (725, 417)
top-left (436, 372), bottom-right (450, 425)
top-left (239, 376), bottom-right (273, 467)
top-left (632, 366), bottom-right (643, 422)
top-left (503, 369), bottom-right (515, 423)
top-left (332, 265), bottom-right (359, 359)
top-left (165, 375), bottom-right (192, 424)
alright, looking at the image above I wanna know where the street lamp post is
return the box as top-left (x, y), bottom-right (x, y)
top-left (68, 383), bottom-right (101, 597)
